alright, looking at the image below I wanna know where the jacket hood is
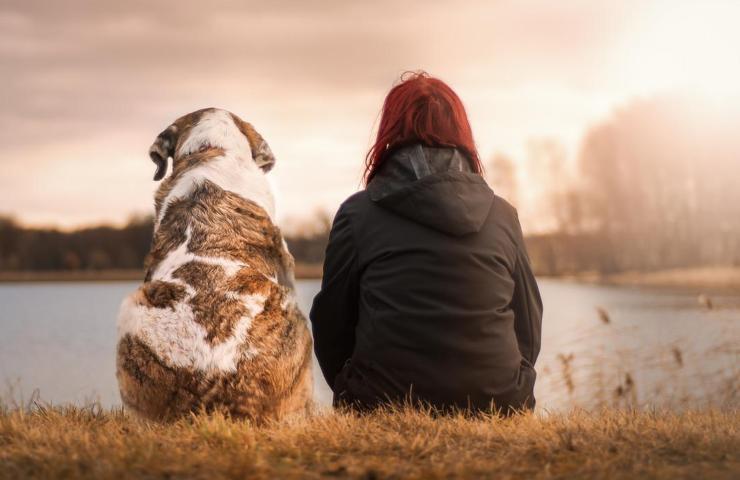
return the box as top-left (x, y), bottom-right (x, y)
top-left (367, 144), bottom-right (494, 236)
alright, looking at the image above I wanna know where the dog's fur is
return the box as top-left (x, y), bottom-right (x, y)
top-left (116, 108), bottom-right (313, 423)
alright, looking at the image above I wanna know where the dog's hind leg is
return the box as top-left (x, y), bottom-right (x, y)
top-left (116, 334), bottom-right (201, 421)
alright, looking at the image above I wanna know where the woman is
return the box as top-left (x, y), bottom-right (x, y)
top-left (310, 72), bottom-right (542, 414)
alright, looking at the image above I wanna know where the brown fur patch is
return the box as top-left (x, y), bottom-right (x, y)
top-left (142, 281), bottom-right (187, 309)
top-left (119, 270), bottom-right (313, 423)
top-left (117, 334), bottom-right (213, 421)
top-left (173, 262), bottom-right (251, 345)
top-left (229, 112), bottom-right (274, 171)
top-left (117, 323), bottom-right (312, 424)
top-left (147, 181), bottom-right (289, 282)
top-left (229, 113), bottom-right (261, 152)
top-left (152, 147), bottom-right (226, 221)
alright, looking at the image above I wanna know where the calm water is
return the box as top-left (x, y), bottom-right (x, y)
top-left (0, 279), bottom-right (737, 410)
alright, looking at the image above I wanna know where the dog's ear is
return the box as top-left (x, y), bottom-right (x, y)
top-left (231, 114), bottom-right (275, 172)
top-left (149, 124), bottom-right (179, 181)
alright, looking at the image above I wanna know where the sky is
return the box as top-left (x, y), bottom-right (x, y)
top-left (1, 0), bottom-right (739, 232)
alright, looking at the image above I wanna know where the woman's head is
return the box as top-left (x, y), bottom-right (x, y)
top-left (364, 71), bottom-right (482, 184)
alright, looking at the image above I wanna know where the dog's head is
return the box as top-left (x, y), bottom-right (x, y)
top-left (149, 108), bottom-right (275, 181)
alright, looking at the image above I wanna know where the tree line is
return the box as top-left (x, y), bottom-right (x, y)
top-left (488, 95), bottom-right (740, 275)
top-left (0, 216), bottom-right (153, 271)
top-left (0, 214), bottom-right (332, 273)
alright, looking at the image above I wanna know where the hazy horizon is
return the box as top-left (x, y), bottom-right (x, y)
top-left (2, 0), bottom-right (739, 233)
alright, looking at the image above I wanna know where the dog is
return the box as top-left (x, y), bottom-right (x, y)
top-left (116, 108), bottom-right (313, 423)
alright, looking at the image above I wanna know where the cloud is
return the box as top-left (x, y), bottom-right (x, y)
top-left (0, 0), bottom-right (688, 227)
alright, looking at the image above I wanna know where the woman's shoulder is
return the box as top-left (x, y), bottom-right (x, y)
top-left (491, 194), bottom-right (519, 219)
top-left (336, 190), bottom-right (372, 216)
top-left (482, 193), bottom-right (517, 227)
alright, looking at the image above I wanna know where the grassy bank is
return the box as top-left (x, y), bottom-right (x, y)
top-left (0, 405), bottom-right (737, 479)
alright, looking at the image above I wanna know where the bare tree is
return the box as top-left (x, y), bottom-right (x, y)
top-left (487, 153), bottom-right (519, 207)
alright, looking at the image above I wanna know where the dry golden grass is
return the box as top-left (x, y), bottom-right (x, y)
top-left (0, 404), bottom-right (738, 480)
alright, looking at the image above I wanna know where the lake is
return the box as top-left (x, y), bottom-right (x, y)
top-left (0, 279), bottom-right (737, 411)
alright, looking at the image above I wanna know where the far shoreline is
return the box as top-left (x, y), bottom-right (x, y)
top-left (554, 266), bottom-right (740, 292)
top-left (1, 266), bottom-right (739, 291)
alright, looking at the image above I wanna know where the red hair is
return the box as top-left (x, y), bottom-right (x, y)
top-left (364, 71), bottom-right (482, 185)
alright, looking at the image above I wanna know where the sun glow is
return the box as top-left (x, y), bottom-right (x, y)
top-left (613, 1), bottom-right (740, 101)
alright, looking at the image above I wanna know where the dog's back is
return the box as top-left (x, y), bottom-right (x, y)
top-left (116, 109), bottom-right (312, 422)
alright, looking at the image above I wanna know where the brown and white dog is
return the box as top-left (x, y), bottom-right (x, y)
top-left (116, 108), bottom-right (313, 423)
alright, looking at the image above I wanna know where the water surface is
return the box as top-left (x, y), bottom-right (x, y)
top-left (0, 279), bottom-right (737, 410)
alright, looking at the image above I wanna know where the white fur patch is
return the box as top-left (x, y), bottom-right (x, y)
top-left (152, 226), bottom-right (246, 284)
top-left (156, 109), bottom-right (275, 228)
top-left (177, 109), bottom-right (250, 158)
top-left (117, 227), bottom-right (268, 374)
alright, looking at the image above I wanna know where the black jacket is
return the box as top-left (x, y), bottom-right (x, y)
top-left (310, 144), bottom-right (543, 413)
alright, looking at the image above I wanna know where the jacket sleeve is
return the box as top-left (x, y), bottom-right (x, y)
top-left (511, 213), bottom-right (543, 366)
top-left (310, 203), bottom-right (360, 390)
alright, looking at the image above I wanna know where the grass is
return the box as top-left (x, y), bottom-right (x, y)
top-left (1, 270), bottom-right (736, 478)
top-left (1, 404), bottom-right (738, 479)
